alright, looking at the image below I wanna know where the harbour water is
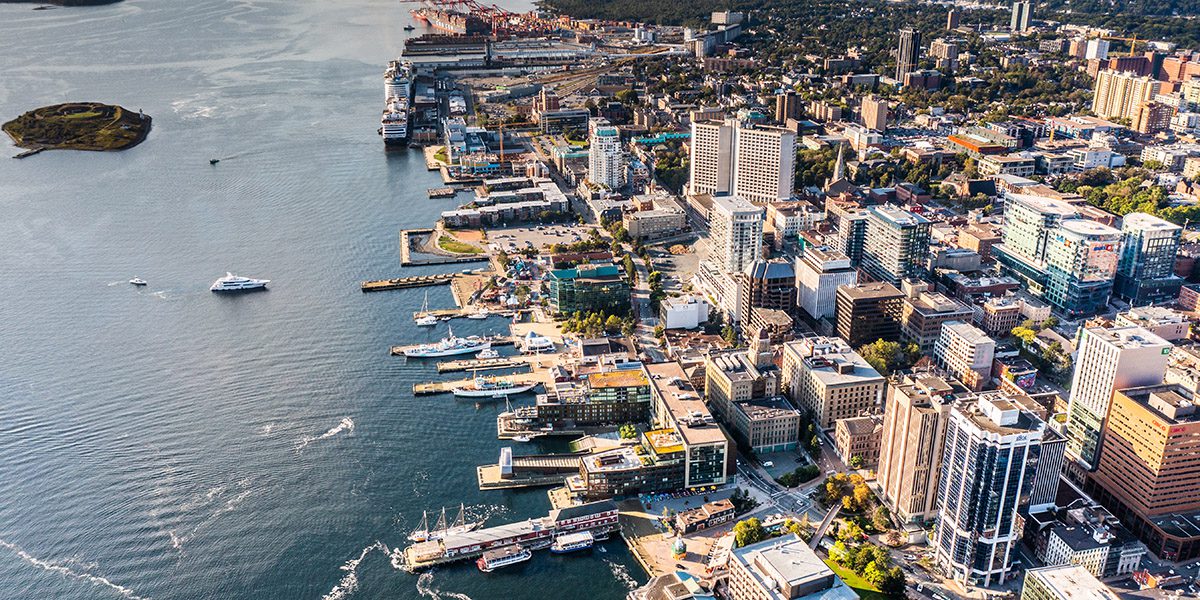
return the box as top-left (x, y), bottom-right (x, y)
top-left (0, 1), bottom-right (644, 598)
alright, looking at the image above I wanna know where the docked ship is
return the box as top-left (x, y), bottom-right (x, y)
top-left (549, 530), bottom-right (594, 554)
top-left (451, 374), bottom-right (538, 398)
top-left (409, 504), bottom-right (485, 543)
top-left (379, 60), bottom-right (413, 147)
top-left (403, 326), bottom-right (491, 358)
top-left (210, 273), bottom-right (269, 292)
top-left (476, 544), bottom-right (531, 572)
top-left (411, 7), bottom-right (489, 35)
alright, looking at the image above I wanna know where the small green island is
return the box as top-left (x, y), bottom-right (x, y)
top-left (3, 102), bottom-right (151, 155)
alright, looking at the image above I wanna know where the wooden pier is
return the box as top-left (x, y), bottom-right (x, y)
top-left (427, 187), bottom-right (457, 198)
top-left (361, 273), bottom-right (455, 292)
top-left (436, 356), bottom-right (530, 373)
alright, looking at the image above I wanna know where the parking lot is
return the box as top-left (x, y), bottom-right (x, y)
top-left (484, 223), bottom-right (603, 255)
top-left (645, 242), bottom-right (702, 293)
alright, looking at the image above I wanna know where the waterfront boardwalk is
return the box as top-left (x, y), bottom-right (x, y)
top-left (361, 274), bottom-right (454, 292)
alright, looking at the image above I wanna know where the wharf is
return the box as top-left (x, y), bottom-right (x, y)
top-left (477, 448), bottom-right (586, 490)
top-left (411, 371), bottom-right (542, 395)
top-left (437, 356), bottom-right (532, 373)
top-left (391, 336), bottom-right (515, 356)
top-left (361, 273), bottom-right (455, 292)
top-left (427, 187), bottom-right (457, 198)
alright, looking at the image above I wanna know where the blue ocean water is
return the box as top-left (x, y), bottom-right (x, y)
top-left (0, 1), bottom-right (644, 597)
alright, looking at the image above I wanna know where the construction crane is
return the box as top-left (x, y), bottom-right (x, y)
top-left (1092, 33), bottom-right (1143, 57)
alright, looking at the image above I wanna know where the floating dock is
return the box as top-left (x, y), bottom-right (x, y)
top-left (437, 356), bottom-right (531, 373)
top-left (361, 274), bottom-right (455, 292)
top-left (427, 187), bottom-right (457, 198)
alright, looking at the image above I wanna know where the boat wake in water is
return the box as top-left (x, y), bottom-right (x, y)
top-left (0, 538), bottom-right (150, 600)
top-left (295, 417), bottom-right (354, 452)
top-left (169, 478), bottom-right (255, 553)
top-left (604, 558), bottom-right (638, 590)
top-left (416, 571), bottom-right (474, 600)
top-left (320, 541), bottom-right (393, 600)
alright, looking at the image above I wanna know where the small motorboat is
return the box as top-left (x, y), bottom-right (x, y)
top-left (467, 307), bottom-right (489, 320)
top-left (209, 158), bottom-right (220, 165)
top-left (477, 348), bottom-right (499, 359)
top-left (404, 24), bottom-right (416, 31)
top-left (129, 277), bottom-right (148, 286)
top-left (512, 435), bottom-right (532, 443)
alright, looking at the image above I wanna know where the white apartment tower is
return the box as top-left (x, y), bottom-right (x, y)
top-left (795, 246), bottom-right (858, 320)
top-left (710, 194), bottom-right (765, 273)
top-left (1066, 326), bottom-right (1170, 469)
top-left (687, 118), bottom-right (795, 203)
top-left (934, 321), bottom-right (996, 392)
top-left (588, 120), bottom-right (625, 189)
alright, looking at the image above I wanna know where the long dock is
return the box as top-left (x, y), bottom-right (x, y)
top-left (390, 336), bottom-right (515, 356)
top-left (412, 372), bottom-right (542, 395)
top-left (361, 274), bottom-right (455, 292)
top-left (437, 356), bottom-right (531, 373)
top-left (476, 449), bottom-right (583, 490)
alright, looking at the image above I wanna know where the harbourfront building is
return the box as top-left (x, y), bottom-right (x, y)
top-left (534, 366), bottom-right (652, 426)
top-left (934, 395), bottom-right (1047, 587)
top-left (646, 361), bottom-right (735, 490)
top-left (546, 262), bottom-right (632, 316)
top-left (1115, 212), bottom-right (1183, 305)
top-left (861, 205), bottom-right (932, 285)
top-left (781, 337), bottom-right (885, 429)
top-left (727, 534), bottom-right (859, 600)
top-left (1066, 326), bottom-right (1170, 469)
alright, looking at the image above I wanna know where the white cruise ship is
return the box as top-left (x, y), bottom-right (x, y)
top-left (380, 96), bottom-right (409, 146)
top-left (384, 60), bottom-right (413, 101)
top-left (210, 273), bottom-right (269, 292)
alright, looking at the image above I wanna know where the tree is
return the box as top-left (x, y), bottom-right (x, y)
top-left (852, 483), bottom-right (874, 511)
top-left (857, 339), bottom-right (912, 376)
top-left (722, 325), bottom-right (738, 346)
top-left (653, 324), bottom-right (665, 339)
top-left (871, 505), bottom-right (892, 532)
top-left (1012, 326), bottom-right (1037, 345)
top-left (863, 561), bottom-right (888, 589)
top-left (619, 424), bottom-right (638, 439)
top-left (849, 455), bottom-right (864, 469)
top-left (615, 89), bottom-right (640, 105)
top-left (733, 518), bottom-right (768, 548)
top-left (838, 520), bottom-right (865, 542)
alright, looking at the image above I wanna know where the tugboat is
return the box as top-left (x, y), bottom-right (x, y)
top-left (403, 24), bottom-right (416, 31)
top-left (477, 544), bottom-right (531, 572)
top-left (550, 530), bottom-right (594, 554)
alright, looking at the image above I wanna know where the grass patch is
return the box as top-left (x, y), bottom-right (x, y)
top-left (823, 558), bottom-right (889, 600)
top-left (433, 146), bottom-right (448, 163)
top-left (437, 235), bottom-right (483, 254)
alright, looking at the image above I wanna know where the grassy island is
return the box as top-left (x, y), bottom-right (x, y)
top-left (3, 102), bottom-right (150, 152)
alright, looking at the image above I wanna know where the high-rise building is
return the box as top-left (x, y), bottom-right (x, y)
top-left (1085, 39), bottom-right (1109, 61)
top-left (781, 337), bottom-right (885, 429)
top-left (934, 321), bottom-right (996, 391)
top-left (1092, 70), bottom-right (1162, 121)
top-left (740, 260), bottom-right (797, 322)
top-left (688, 119), bottom-right (735, 197)
top-left (861, 96), bottom-right (888, 131)
top-left (1066, 326), bottom-right (1170, 469)
top-left (709, 195), bottom-right (765, 274)
top-left (896, 28), bottom-right (922, 83)
top-left (1115, 212), bottom-right (1182, 305)
top-left (934, 395), bottom-right (1047, 587)
top-left (732, 125), bottom-right (796, 204)
top-left (645, 361), bottom-right (734, 489)
top-left (686, 118), bottom-right (795, 204)
top-left (1133, 101), bottom-right (1175, 135)
top-left (900, 290), bottom-right (974, 353)
top-left (1087, 384), bottom-right (1200, 560)
top-left (1010, 0), bottom-right (1032, 33)
top-left (946, 7), bottom-right (960, 30)
top-left (835, 282), bottom-right (904, 347)
top-left (877, 373), bottom-right (966, 524)
top-left (1021, 565), bottom-right (1121, 600)
top-left (862, 205), bottom-right (931, 285)
top-left (795, 246), bottom-right (857, 320)
top-left (775, 91), bottom-right (802, 122)
top-left (827, 203), bottom-right (869, 265)
top-left (588, 120), bottom-right (624, 189)
top-left (993, 194), bottom-right (1120, 317)
top-left (929, 39), bottom-right (960, 73)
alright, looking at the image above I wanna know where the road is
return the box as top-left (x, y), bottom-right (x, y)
top-left (626, 242), bottom-right (665, 363)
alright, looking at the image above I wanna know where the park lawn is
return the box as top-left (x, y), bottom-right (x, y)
top-left (433, 146), bottom-right (448, 163)
top-left (437, 235), bottom-right (483, 254)
top-left (823, 558), bottom-right (889, 600)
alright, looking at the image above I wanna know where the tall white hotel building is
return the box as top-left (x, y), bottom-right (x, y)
top-left (687, 118), bottom-right (795, 204)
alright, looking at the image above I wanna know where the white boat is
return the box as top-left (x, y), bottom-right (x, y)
top-left (403, 326), bottom-right (491, 358)
top-left (476, 348), bottom-right (500, 360)
top-left (415, 291), bottom-right (438, 326)
top-left (550, 530), bottom-right (594, 554)
top-left (129, 277), bottom-right (147, 286)
top-left (409, 504), bottom-right (484, 543)
top-left (380, 96), bottom-right (409, 146)
top-left (477, 544), bottom-right (531, 572)
top-left (512, 435), bottom-right (532, 443)
top-left (467, 307), bottom-right (489, 320)
top-left (452, 373), bottom-right (538, 398)
top-left (210, 272), bottom-right (269, 292)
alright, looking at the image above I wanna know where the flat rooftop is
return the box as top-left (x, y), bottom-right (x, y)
top-left (837, 282), bottom-right (903, 301)
top-left (1122, 211), bottom-right (1181, 232)
top-left (871, 205), bottom-right (930, 226)
top-left (731, 534), bottom-right (854, 600)
top-left (736, 397), bottom-right (801, 421)
top-left (1060, 218), bottom-right (1120, 237)
top-left (588, 369), bottom-right (650, 389)
top-left (1026, 565), bottom-right (1121, 600)
top-left (1086, 326), bottom-right (1171, 350)
top-left (646, 362), bottom-right (730, 447)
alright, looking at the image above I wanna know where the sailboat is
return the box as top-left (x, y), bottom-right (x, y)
top-left (408, 504), bottom-right (485, 542)
top-left (415, 290), bottom-right (438, 326)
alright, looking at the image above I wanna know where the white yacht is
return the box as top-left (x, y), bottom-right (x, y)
top-left (476, 348), bottom-right (499, 360)
top-left (467, 307), bottom-right (489, 320)
top-left (415, 291), bottom-right (438, 327)
top-left (451, 374), bottom-right (538, 398)
top-left (210, 273), bottom-right (269, 292)
top-left (129, 277), bottom-right (147, 286)
top-left (403, 326), bottom-right (490, 358)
